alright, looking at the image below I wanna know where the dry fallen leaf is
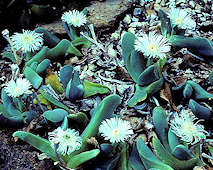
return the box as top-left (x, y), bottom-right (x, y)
top-left (160, 82), bottom-right (178, 111)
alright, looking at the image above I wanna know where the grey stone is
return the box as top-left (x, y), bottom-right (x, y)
top-left (88, 0), bottom-right (133, 28)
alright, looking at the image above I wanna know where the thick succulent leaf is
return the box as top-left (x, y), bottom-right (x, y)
top-left (36, 59), bottom-right (50, 74)
top-left (1, 51), bottom-right (16, 63)
top-left (128, 78), bottom-right (164, 107)
top-left (153, 107), bottom-right (170, 151)
top-left (153, 137), bottom-right (202, 169)
top-left (24, 66), bottom-right (43, 89)
top-left (63, 95), bottom-right (121, 162)
top-left (136, 137), bottom-right (173, 170)
top-left (128, 143), bottom-right (145, 170)
top-left (72, 37), bottom-right (91, 48)
top-left (83, 80), bottom-right (110, 98)
top-left (65, 72), bottom-right (84, 100)
top-left (40, 90), bottom-right (73, 114)
top-left (188, 81), bottom-right (213, 100)
top-left (26, 47), bottom-right (48, 66)
top-left (183, 84), bottom-right (193, 99)
top-left (66, 43), bottom-right (83, 56)
top-left (13, 131), bottom-right (57, 160)
top-left (30, 61), bottom-right (38, 71)
top-left (189, 99), bottom-right (212, 121)
top-left (60, 65), bottom-right (74, 89)
top-left (122, 32), bottom-right (145, 82)
top-left (169, 35), bottom-right (213, 63)
top-left (173, 80), bottom-right (213, 100)
top-left (168, 127), bottom-right (180, 152)
top-left (67, 112), bottom-right (89, 127)
top-left (138, 65), bottom-right (159, 86)
top-left (158, 9), bottom-right (172, 37)
top-left (1, 89), bottom-right (22, 117)
top-left (67, 149), bottom-right (100, 168)
top-left (172, 145), bottom-right (194, 160)
top-left (46, 39), bottom-right (71, 58)
top-left (34, 27), bottom-right (60, 47)
top-left (0, 103), bottom-right (10, 118)
top-left (128, 50), bottom-right (145, 83)
top-left (172, 82), bottom-right (186, 91)
top-left (128, 85), bottom-right (147, 107)
top-left (145, 77), bottom-right (164, 95)
top-left (42, 108), bottom-right (68, 123)
top-left (81, 94), bottom-right (121, 141)
top-left (122, 32), bottom-right (136, 63)
top-left (0, 102), bottom-right (24, 127)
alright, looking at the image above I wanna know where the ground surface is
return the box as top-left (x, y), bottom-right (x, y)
top-left (0, 0), bottom-right (213, 169)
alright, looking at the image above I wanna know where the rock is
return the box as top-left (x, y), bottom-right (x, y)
top-left (88, 0), bottom-right (133, 28)
top-left (38, 21), bottom-right (66, 34)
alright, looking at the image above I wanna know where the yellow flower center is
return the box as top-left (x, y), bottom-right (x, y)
top-left (175, 18), bottom-right (182, 25)
top-left (63, 134), bottom-right (71, 140)
top-left (15, 87), bottom-right (21, 94)
top-left (183, 123), bottom-right (196, 132)
top-left (21, 35), bottom-right (34, 43)
top-left (112, 129), bottom-right (120, 137)
top-left (71, 17), bottom-right (78, 24)
top-left (148, 43), bottom-right (157, 52)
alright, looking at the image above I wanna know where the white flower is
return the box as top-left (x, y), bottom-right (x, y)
top-left (99, 117), bottom-right (134, 143)
top-left (134, 31), bottom-right (170, 59)
top-left (4, 78), bottom-right (32, 98)
top-left (170, 111), bottom-right (209, 145)
top-left (11, 29), bottom-right (43, 53)
top-left (61, 10), bottom-right (87, 27)
top-left (169, 8), bottom-right (196, 29)
top-left (2, 29), bottom-right (9, 39)
top-left (48, 127), bottom-right (82, 156)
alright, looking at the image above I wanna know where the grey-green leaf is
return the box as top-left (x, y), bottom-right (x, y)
top-left (42, 108), bottom-right (68, 123)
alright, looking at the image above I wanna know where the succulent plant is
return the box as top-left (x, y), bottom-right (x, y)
top-left (59, 65), bottom-right (110, 100)
top-left (159, 9), bottom-right (213, 64)
top-left (13, 94), bottom-right (121, 169)
top-left (172, 80), bottom-right (213, 100)
top-left (122, 32), bottom-right (166, 107)
top-left (0, 89), bottom-right (36, 128)
top-left (151, 107), bottom-right (203, 169)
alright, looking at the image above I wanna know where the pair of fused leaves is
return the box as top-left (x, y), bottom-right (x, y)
top-left (151, 107), bottom-right (203, 169)
top-left (13, 94), bottom-right (121, 169)
top-left (122, 32), bottom-right (165, 107)
top-left (189, 99), bottom-right (212, 121)
top-left (159, 9), bottom-right (213, 64)
top-left (0, 89), bottom-right (36, 128)
top-left (173, 80), bottom-right (213, 100)
top-left (24, 59), bottom-right (51, 89)
top-left (129, 108), bottom-right (201, 170)
top-left (60, 65), bottom-right (110, 100)
top-left (173, 80), bottom-right (213, 121)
